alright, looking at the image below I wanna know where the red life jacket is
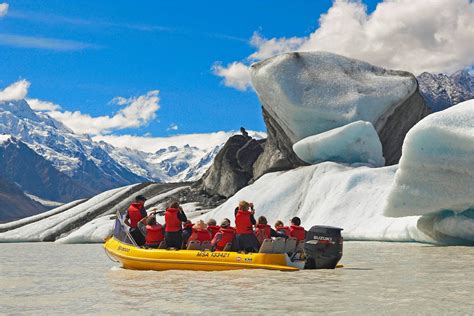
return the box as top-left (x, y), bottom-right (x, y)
top-left (276, 225), bottom-right (291, 237)
top-left (183, 222), bottom-right (194, 229)
top-left (213, 227), bottom-right (236, 251)
top-left (235, 209), bottom-right (254, 234)
top-left (127, 202), bottom-right (145, 228)
top-left (145, 224), bottom-right (164, 245)
top-left (290, 225), bottom-right (306, 241)
top-left (165, 208), bottom-right (182, 232)
top-left (189, 229), bottom-right (211, 242)
top-left (255, 224), bottom-right (271, 244)
top-left (208, 225), bottom-right (220, 239)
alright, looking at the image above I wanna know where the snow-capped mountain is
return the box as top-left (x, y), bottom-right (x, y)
top-left (417, 70), bottom-right (473, 112)
top-left (0, 98), bottom-right (264, 210)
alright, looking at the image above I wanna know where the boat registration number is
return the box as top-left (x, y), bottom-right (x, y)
top-left (196, 251), bottom-right (230, 258)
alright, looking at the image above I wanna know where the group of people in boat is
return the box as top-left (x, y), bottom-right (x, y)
top-left (123, 195), bottom-right (306, 252)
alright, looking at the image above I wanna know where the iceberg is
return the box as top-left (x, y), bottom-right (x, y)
top-left (200, 162), bottom-right (430, 243)
top-left (384, 99), bottom-right (474, 218)
top-left (249, 51), bottom-right (429, 175)
top-left (293, 121), bottom-right (385, 167)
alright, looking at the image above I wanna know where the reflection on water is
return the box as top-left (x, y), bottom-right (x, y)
top-left (1, 242), bottom-right (474, 314)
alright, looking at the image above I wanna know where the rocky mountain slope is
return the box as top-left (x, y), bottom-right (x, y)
top-left (417, 70), bottom-right (473, 112)
top-left (0, 99), bottom-right (263, 220)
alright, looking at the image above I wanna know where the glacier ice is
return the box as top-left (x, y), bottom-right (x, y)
top-left (384, 99), bottom-right (474, 218)
top-left (250, 51), bottom-right (416, 143)
top-left (293, 121), bottom-right (385, 167)
top-left (0, 185), bottom-right (134, 242)
top-left (200, 162), bottom-right (430, 243)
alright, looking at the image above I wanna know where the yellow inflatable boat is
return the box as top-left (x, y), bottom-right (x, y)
top-left (104, 237), bottom-right (302, 271)
top-left (104, 216), bottom-right (343, 272)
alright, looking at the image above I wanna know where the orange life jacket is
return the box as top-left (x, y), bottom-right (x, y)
top-left (189, 229), bottom-right (211, 242)
top-left (255, 224), bottom-right (271, 244)
top-left (235, 209), bottom-right (254, 234)
top-left (276, 225), bottom-right (291, 237)
top-left (127, 203), bottom-right (144, 228)
top-left (145, 224), bottom-right (164, 245)
top-left (290, 225), bottom-right (306, 241)
top-left (213, 227), bottom-right (236, 251)
top-left (165, 208), bottom-right (182, 232)
top-left (208, 225), bottom-right (220, 239)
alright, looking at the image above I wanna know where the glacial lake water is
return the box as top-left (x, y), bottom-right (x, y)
top-left (1, 242), bottom-right (473, 315)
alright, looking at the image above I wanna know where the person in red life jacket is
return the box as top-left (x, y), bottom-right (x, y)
top-left (164, 201), bottom-right (187, 249)
top-left (206, 218), bottom-right (220, 239)
top-left (137, 214), bottom-right (164, 248)
top-left (234, 201), bottom-right (260, 252)
top-left (274, 220), bottom-right (291, 238)
top-left (289, 216), bottom-right (306, 241)
top-left (188, 220), bottom-right (212, 245)
top-left (254, 216), bottom-right (286, 244)
top-left (181, 220), bottom-right (194, 248)
top-left (124, 195), bottom-right (148, 246)
top-left (211, 218), bottom-right (236, 251)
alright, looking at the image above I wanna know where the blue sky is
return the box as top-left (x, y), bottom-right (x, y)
top-left (0, 0), bottom-right (382, 137)
top-left (0, 0), bottom-right (472, 144)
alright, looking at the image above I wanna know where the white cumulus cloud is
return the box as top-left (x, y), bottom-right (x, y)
top-left (214, 0), bottom-right (474, 90)
top-left (0, 3), bottom-right (8, 17)
top-left (0, 79), bottom-right (30, 101)
top-left (212, 61), bottom-right (252, 91)
top-left (47, 90), bottom-right (160, 135)
top-left (26, 98), bottom-right (62, 111)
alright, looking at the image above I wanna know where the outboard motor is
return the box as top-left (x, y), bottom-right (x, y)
top-left (303, 225), bottom-right (343, 269)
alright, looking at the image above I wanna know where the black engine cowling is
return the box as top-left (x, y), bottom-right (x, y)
top-left (303, 225), bottom-right (343, 269)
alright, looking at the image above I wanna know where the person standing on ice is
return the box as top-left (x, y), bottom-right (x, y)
top-left (234, 201), bottom-right (260, 252)
top-left (164, 201), bottom-right (187, 249)
top-left (124, 195), bottom-right (148, 246)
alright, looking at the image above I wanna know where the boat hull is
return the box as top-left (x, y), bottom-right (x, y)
top-left (104, 237), bottom-right (301, 271)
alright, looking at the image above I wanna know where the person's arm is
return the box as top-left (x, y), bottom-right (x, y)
top-left (270, 228), bottom-right (280, 238)
top-left (140, 207), bottom-right (147, 218)
top-left (249, 203), bottom-right (256, 225)
top-left (177, 208), bottom-right (187, 222)
top-left (250, 214), bottom-right (256, 225)
top-left (124, 213), bottom-right (131, 227)
top-left (211, 232), bottom-right (222, 247)
top-left (273, 228), bottom-right (287, 238)
top-left (137, 221), bottom-right (147, 237)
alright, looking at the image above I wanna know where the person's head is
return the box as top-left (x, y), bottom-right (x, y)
top-left (193, 219), bottom-right (207, 231)
top-left (169, 200), bottom-right (180, 209)
top-left (220, 218), bottom-right (231, 228)
top-left (274, 220), bottom-right (284, 228)
top-left (291, 217), bottom-right (301, 226)
top-left (257, 216), bottom-right (268, 225)
top-left (239, 200), bottom-right (250, 211)
top-left (207, 218), bottom-right (217, 226)
top-left (146, 215), bottom-right (157, 225)
top-left (135, 195), bottom-right (147, 204)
